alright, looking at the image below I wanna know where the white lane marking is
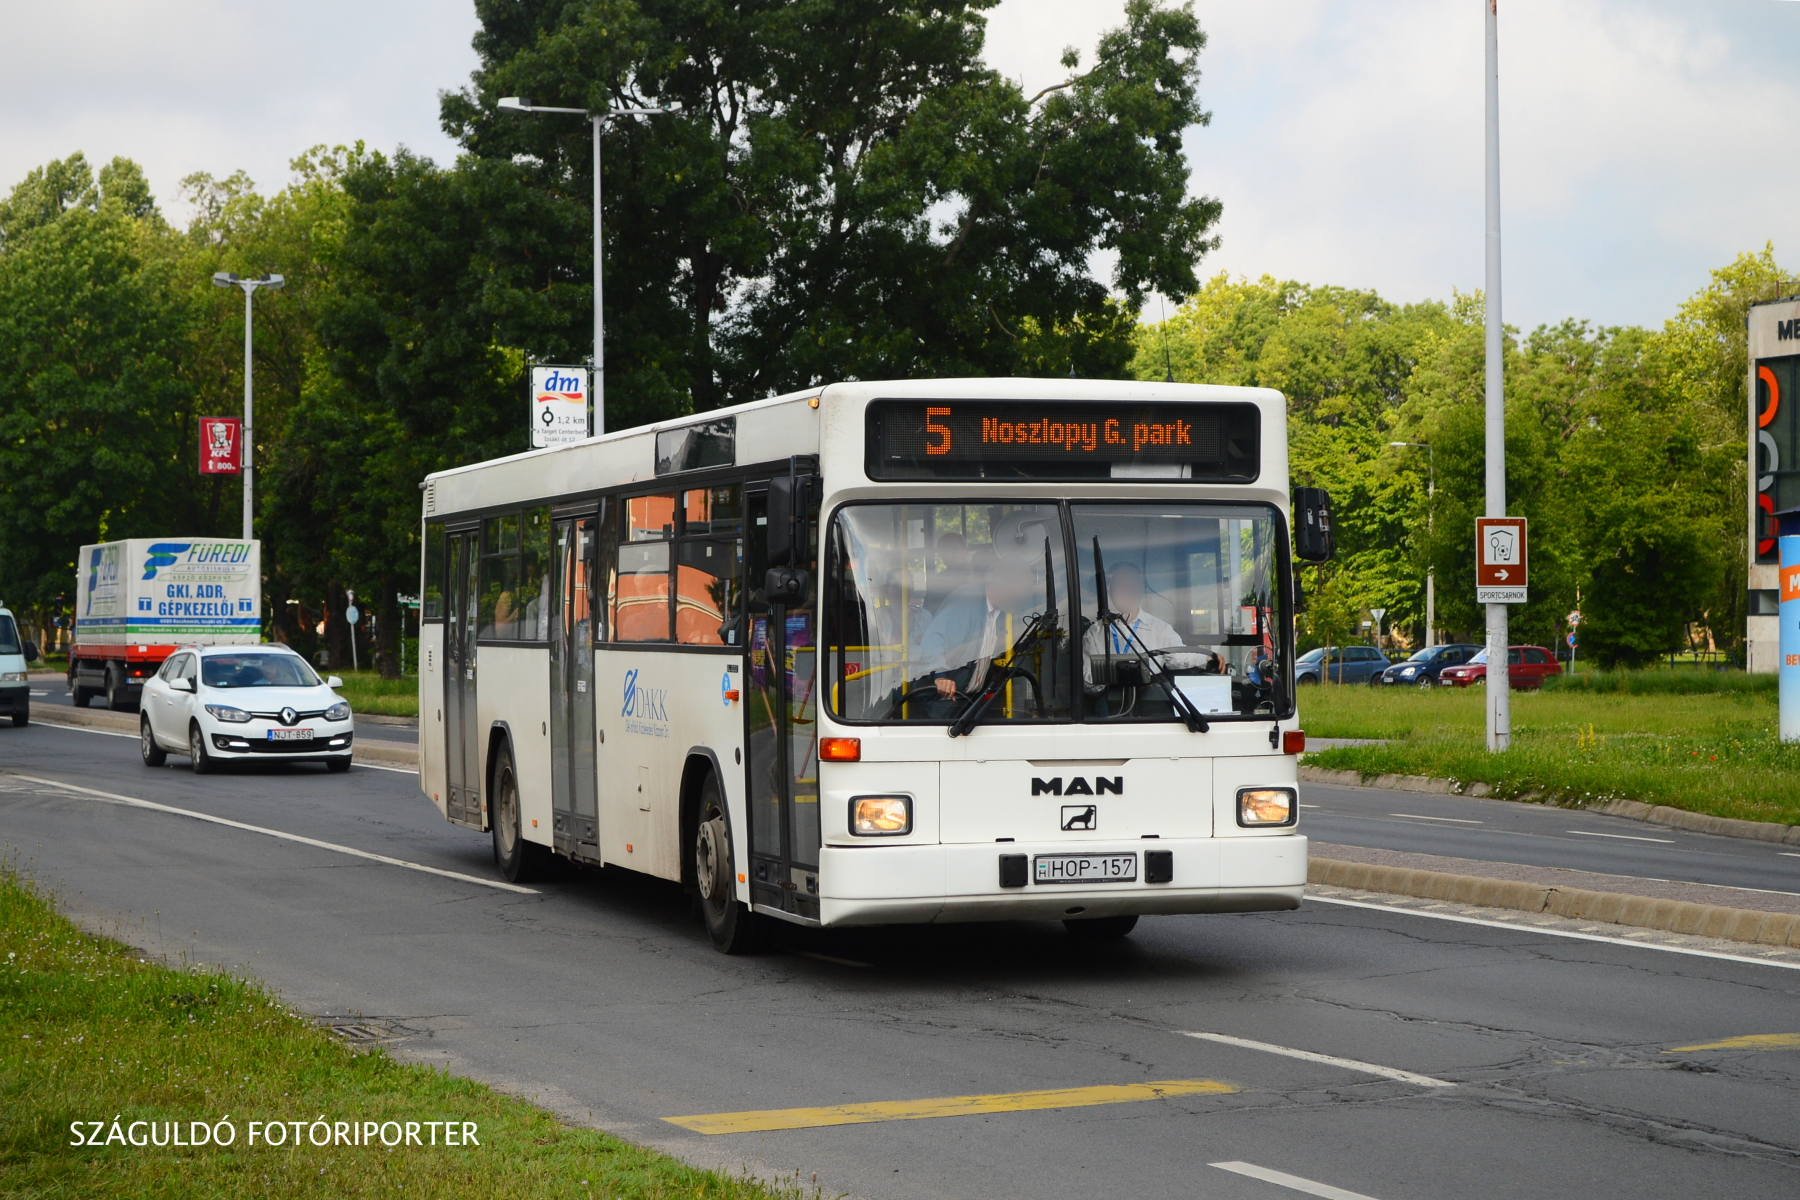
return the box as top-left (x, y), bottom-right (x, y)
top-left (2, 772), bottom-right (535, 894)
top-left (1309, 895), bottom-right (1800, 972)
top-left (34, 722), bottom-right (137, 740)
top-left (1778, 853), bottom-right (1800, 859)
top-left (1211, 1161), bottom-right (1383, 1200)
top-left (1389, 813), bottom-right (1481, 824)
top-left (34, 720), bottom-right (419, 773)
top-left (1299, 804), bottom-right (1321, 809)
top-left (1179, 1031), bottom-right (1451, 1088)
top-left (1566, 830), bottom-right (1674, 844)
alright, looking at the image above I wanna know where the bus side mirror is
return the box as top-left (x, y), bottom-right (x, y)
top-left (767, 474), bottom-right (810, 566)
top-left (1293, 487), bottom-right (1335, 563)
top-left (764, 567), bottom-right (810, 607)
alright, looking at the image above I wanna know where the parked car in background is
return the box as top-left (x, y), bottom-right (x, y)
top-left (1294, 644), bottom-right (1391, 685)
top-left (1377, 643), bottom-right (1483, 687)
top-left (1437, 645), bottom-right (1563, 689)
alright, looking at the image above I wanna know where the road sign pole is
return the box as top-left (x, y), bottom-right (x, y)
top-left (1483, 0), bottom-right (1510, 753)
top-left (1780, 510), bottom-right (1800, 743)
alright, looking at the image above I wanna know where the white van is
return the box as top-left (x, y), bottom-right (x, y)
top-left (0, 606), bottom-right (39, 727)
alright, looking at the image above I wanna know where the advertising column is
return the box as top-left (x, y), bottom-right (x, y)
top-left (1746, 299), bottom-right (1800, 673)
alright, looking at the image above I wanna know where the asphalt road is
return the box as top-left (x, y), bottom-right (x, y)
top-left (1299, 779), bottom-right (1800, 896)
top-left (3, 720), bottom-right (1797, 1200)
top-left (24, 677), bottom-right (419, 745)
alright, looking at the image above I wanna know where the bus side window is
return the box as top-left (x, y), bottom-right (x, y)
top-left (423, 522), bottom-right (445, 621)
top-left (614, 494), bottom-right (675, 642)
top-left (676, 485), bottom-right (743, 645)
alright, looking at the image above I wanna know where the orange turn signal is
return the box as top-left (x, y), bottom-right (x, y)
top-left (819, 737), bottom-right (862, 762)
top-left (1283, 729), bottom-right (1306, 755)
top-left (724, 689), bottom-right (740, 702)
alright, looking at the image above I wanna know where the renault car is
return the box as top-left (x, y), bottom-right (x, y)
top-left (139, 645), bottom-right (354, 772)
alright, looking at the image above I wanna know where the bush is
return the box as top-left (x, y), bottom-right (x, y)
top-left (1544, 669), bottom-right (1775, 696)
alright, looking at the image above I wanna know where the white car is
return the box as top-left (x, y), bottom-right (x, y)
top-left (139, 645), bottom-right (354, 773)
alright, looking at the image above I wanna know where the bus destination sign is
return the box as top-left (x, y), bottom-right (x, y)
top-left (865, 398), bottom-right (1260, 482)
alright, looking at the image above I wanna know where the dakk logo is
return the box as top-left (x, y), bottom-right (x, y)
top-left (142, 543), bottom-right (192, 581)
top-left (621, 668), bottom-right (669, 721)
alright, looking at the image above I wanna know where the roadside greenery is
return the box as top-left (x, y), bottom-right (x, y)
top-left (1299, 683), bottom-right (1800, 826)
top-left (332, 670), bottom-right (420, 719)
top-left (0, 863), bottom-right (803, 1200)
top-left (1135, 253), bottom-right (1793, 668)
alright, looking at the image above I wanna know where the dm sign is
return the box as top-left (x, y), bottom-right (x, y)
top-left (530, 365), bottom-right (590, 449)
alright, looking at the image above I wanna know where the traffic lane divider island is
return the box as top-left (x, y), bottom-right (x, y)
top-left (28, 702), bottom-right (419, 769)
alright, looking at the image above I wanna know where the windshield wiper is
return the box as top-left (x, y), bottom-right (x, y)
top-left (948, 539), bottom-right (1060, 738)
top-left (1091, 536), bottom-right (1208, 733)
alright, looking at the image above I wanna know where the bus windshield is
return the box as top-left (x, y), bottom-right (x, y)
top-left (826, 501), bottom-right (1289, 724)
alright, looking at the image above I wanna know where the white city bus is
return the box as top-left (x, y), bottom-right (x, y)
top-left (417, 379), bottom-right (1331, 952)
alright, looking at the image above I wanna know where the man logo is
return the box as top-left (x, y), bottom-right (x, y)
top-left (1061, 805), bottom-right (1097, 831)
top-left (1031, 776), bottom-right (1122, 796)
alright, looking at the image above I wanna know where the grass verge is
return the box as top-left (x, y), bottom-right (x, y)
top-left (1298, 682), bottom-right (1800, 827)
top-left (0, 863), bottom-right (807, 1199)
top-left (330, 670), bottom-right (419, 719)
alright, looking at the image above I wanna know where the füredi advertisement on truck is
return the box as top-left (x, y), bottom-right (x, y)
top-left (76, 540), bottom-right (261, 645)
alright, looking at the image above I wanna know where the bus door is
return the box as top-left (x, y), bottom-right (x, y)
top-left (744, 480), bottom-right (821, 920)
top-left (444, 527), bottom-right (483, 828)
top-left (549, 510), bottom-right (600, 860)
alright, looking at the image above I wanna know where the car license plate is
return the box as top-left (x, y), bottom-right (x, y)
top-left (1034, 853), bottom-right (1137, 884)
top-left (268, 729), bottom-right (314, 741)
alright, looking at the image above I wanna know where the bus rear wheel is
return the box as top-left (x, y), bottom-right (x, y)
top-left (491, 743), bottom-right (551, 883)
top-left (1063, 914), bottom-right (1139, 940)
top-left (694, 772), bottom-right (763, 955)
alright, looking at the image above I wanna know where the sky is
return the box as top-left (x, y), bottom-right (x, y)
top-left (4, 0), bottom-right (1798, 332)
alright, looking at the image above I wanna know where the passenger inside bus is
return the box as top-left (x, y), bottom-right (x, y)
top-left (917, 554), bottom-right (1038, 698)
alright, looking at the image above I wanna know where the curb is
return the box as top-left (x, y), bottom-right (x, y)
top-left (29, 705), bottom-right (419, 769)
top-left (1309, 857), bottom-right (1800, 949)
top-left (1297, 765), bottom-right (1800, 847)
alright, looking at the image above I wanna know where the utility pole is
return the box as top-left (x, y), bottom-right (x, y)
top-left (1483, 0), bottom-right (1511, 752)
top-left (211, 272), bottom-right (284, 540)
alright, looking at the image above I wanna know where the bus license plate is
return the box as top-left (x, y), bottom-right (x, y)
top-left (268, 729), bottom-right (314, 741)
top-left (1034, 853), bottom-right (1137, 884)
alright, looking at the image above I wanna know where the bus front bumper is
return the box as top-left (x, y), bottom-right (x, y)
top-left (815, 834), bottom-right (1307, 927)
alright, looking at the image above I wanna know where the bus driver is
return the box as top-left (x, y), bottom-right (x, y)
top-left (1082, 561), bottom-right (1219, 679)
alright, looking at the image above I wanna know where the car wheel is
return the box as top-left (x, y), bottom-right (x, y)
top-left (1064, 914), bottom-right (1139, 939)
top-left (140, 717), bottom-right (166, 767)
top-left (694, 771), bottom-right (765, 954)
top-left (189, 723), bottom-right (214, 775)
top-left (326, 756), bottom-right (351, 773)
top-left (1416, 675), bottom-right (1434, 689)
top-left (1296, 674), bottom-right (1318, 686)
top-left (490, 742), bottom-right (551, 883)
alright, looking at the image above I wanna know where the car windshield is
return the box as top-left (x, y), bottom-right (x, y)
top-left (201, 653), bottom-right (320, 689)
top-left (1298, 647), bottom-right (1325, 664)
top-left (0, 615), bottom-right (19, 656)
top-left (1468, 650), bottom-right (1488, 665)
top-left (1405, 648), bottom-right (1436, 662)
top-left (824, 500), bottom-right (1290, 724)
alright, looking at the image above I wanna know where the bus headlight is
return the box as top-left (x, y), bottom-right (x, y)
top-left (1237, 787), bottom-right (1296, 827)
top-left (204, 704), bottom-right (252, 724)
top-left (850, 795), bottom-right (911, 836)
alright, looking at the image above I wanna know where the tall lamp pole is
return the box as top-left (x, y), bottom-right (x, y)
top-left (1390, 441), bottom-right (1436, 647)
top-left (497, 96), bottom-right (671, 436)
top-left (210, 272), bottom-right (284, 541)
top-left (1483, 0), bottom-right (1511, 752)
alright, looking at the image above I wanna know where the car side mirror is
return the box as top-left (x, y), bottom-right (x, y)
top-left (171, 677), bottom-right (194, 693)
top-left (1292, 487), bottom-right (1335, 563)
top-left (21, 641), bottom-right (37, 663)
top-left (326, 676), bottom-right (343, 688)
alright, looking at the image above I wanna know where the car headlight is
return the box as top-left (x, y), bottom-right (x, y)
top-left (324, 701), bottom-right (351, 722)
top-left (1399, 666), bottom-right (1416, 676)
top-left (204, 704), bottom-right (252, 723)
top-left (0, 671), bottom-right (25, 683)
top-left (849, 795), bottom-right (911, 836)
top-left (1237, 787), bottom-right (1296, 827)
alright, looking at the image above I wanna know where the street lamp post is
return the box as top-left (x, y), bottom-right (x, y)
top-left (1483, 0), bottom-right (1511, 752)
top-left (1390, 441), bottom-right (1435, 647)
top-left (210, 272), bottom-right (284, 541)
top-left (497, 96), bottom-right (672, 436)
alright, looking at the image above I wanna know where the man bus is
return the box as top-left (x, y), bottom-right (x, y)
top-left (417, 378), bottom-right (1330, 952)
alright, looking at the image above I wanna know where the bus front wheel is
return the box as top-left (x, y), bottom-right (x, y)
top-left (695, 772), bottom-right (763, 955)
top-left (491, 743), bottom-right (551, 883)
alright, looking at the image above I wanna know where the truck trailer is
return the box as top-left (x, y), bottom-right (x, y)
top-left (68, 539), bottom-right (261, 710)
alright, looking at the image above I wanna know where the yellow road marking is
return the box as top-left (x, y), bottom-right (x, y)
top-left (664, 1078), bottom-right (1237, 1135)
top-left (1664, 1033), bottom-right (1800, 1053)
